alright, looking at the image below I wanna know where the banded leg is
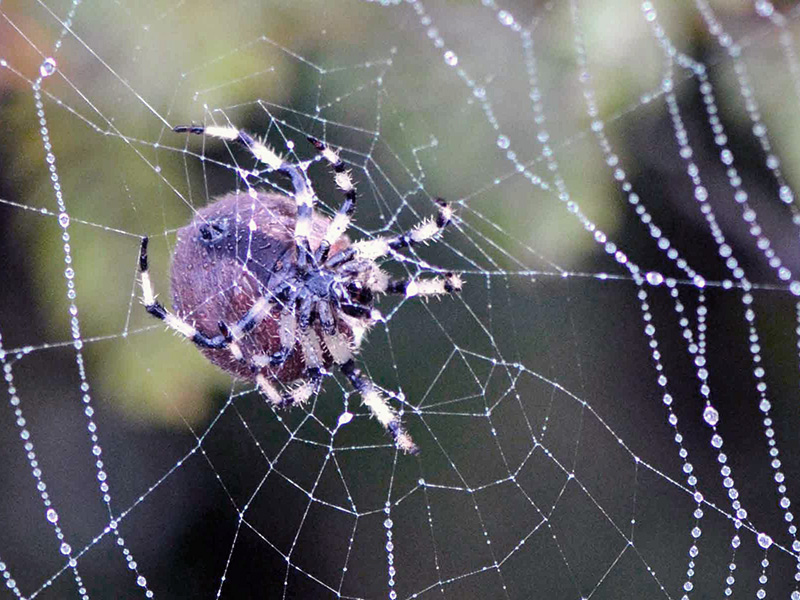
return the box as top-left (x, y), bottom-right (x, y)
top-left (307, 137), bottom-right (357, 264)
top-left (272, 309), bottom-right (298, 366)
top-left (173, 124), bottom-right (284, 170)
top-left (256, 373), bottom-right (284, 406)
top-left (255, 371), bottom-right (317, 408)
top-left (316, 300), bottom-right (336, 335)
top-left (139, 237), bottom-right (230, 350)
top-left (382, 272), bottom-right (463, 298)
top-left (280, 329), bottom-right (327, 406)
top-left (252, 317), bottom-right (325, 408)
top-left (340, 359), bottom-right (418, 454)
top-left (174, 124), bottom-right (318, 267)
top-left (325, 198), bottom-right (454, 268)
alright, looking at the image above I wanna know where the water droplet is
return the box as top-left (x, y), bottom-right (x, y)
top-left (58, 213), bottom-right (70, 228)
top-left (496, 135), bottom-right (510, 149)
top-left (444, 51), bottom-right (458, 66)
top-left (39, 57), bottom-right (57, 78)
top-left (497, 10), bottom-right (514, 26)
top-left (337, 412), bottom-right (353, 427)
top-left (703, 406), bottom-right (719, 426)
top-left (59, 542), bottom-right (72, 555)
top-left (46, 508), bottom-right (59, 523)
top-left (384, 518), bottom-right (393, 529)
top-left (755, 1), bottom-right (774, 17)
top-left (645, 271), bottom-right (664, 286)
top-left (757, 532), bottom-right (773, 549)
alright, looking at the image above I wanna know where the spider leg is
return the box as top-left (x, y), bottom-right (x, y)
top-left (217, 295), bottom-right (272, 363)
top-left (340, 303), bottom-right (373, 319)
top-left (271, 308), bottom-right (298, 367)
top-left (273, 369), bottom-right (323, 408)
top-left (255, 373), bottom-right (284, 406)
top-left (174, 124), bottom-right (318, 268)
top-left (253, 321), bottom-right (324, 408)
top-left (139, 237), bottom-right (231, 350)
top-left (297, 290), bottom-right (315, 330)
top-left (340, 358), bottom-right (418, 454)
top-left (307, 137), bottom-right (357, 264)
top-left (381, 272), bottom-right (463, 298)
top-left (256, 371), bottom-right (319, 408)
top-left (267, 329), bottom-right (327, 407)
top-left (325, 198), bottom-right (454, 269)
top-left (316, 300), bottom-right (336, 335)
top-left (173, 124), bottom-right (283, 170)
top-left (299, 328), bottom-right (325, 371)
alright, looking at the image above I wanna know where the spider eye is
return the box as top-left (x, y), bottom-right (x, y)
top-left (198, 218), bottom-right (228, 244)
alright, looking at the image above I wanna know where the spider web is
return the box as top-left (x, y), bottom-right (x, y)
top-left (2, 0), bottom-right (800, 597)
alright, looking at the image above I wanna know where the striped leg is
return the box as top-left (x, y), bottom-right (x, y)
top-left (139, 237), bottom-right (230, 350)
top-left (325, 198), bottom-right (454, 268)
top-left (252, 321), bottom-right (325, 408)
top-left (174, 124), bottom-right (318, 267)
top-left (173, 124), bottom-right (284, 170)
top-left (255, 372), bottom-right (318, 408)
top-left (339, 358), bottom-right (418, 455)
top-left (381, 272), bottom-right (463, 298)
top-left (274, 329), bottom-right (327, 407)
top-left (307, 137), bottom-right (357, 264)
top-left (323, 330), bottom-right (418, 454)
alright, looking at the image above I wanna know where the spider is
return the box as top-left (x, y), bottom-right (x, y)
top-left (138, 124), bottom-right (461, 454)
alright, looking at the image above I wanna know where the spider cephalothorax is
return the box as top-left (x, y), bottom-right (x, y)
top-left (139, 124), bottom-right (461, 453)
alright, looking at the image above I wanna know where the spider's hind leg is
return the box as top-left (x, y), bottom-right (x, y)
top-left (138, 237), bottom-right (231, 350)
top-left (340, 359), bottom-right (418, 455)
top-left (256, 371), bottom-right (320, 409)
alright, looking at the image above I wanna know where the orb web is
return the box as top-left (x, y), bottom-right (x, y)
top-left (2, 0), bottom-right (800, 598)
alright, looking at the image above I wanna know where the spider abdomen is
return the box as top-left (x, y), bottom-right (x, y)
top-left (170, 191), bottom-right (354, 383)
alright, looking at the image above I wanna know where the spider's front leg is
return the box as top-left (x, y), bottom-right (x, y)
top-left (325, 198), bottom-right (454, 269)
top-left (376, 272), bottom-right (463, 299)
top-left (307, 136), bottom-right (358, 264)
top-left (255, 371), bottom-right (320, 409)
top-left (174, 123), bottom-right (319, 268)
